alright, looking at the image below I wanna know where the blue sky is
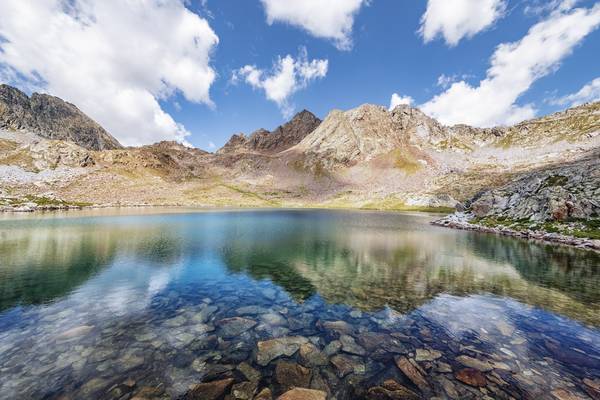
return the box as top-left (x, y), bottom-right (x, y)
top-left (0, 0), bottom-right (599, 150)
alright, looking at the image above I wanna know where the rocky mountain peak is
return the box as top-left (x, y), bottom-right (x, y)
top-left (217, 110), bottom-right (321, 155)
top-left (216, 133), bottom-right (248, 155)
top-left (0, 84), bottom-right (122, 150)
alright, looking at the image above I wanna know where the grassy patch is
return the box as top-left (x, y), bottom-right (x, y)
top-left (1, 195), bottom-right (93, 208)
top-left (542, 175), bottom-right (568, 188)
top-left (473, 216), bottom-right (600, 240)
top-left (0, 139), bottom-right (18, 152)
top-left (391, 150), bottom-right (421, 174)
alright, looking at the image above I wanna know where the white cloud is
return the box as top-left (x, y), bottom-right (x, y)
top-left (420, 0), bottom-right (507, 46)
top-left (0, 0), bottom-right (219, 146)
top-left (551, 77), bottom-right (600, 107)
top-left (208, 141), bottom-right (216, 150)
top-left (260, 0), bottom-right (367, 50)
top-left (389, 93), bottom-right (414, 110)
top-left (232, 48), bottom-right (328, 117)
top-left (524, 0), bottom-right (577, 16)
top-left (420, 3), bottom-right (600, 127)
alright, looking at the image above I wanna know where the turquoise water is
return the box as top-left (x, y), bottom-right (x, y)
top-left (0, 209), bottom-right (599, 399)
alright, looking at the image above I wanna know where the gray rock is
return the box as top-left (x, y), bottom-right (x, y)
top-left (256, 336), bottom-right (309, 366)
top-left (216, 317), bottom-right (257, 338)
top-left (0, 84), bottom-right (122, 150)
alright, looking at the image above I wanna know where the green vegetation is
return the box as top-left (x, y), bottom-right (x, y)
top-left (473, 216), bottom-right (600, 240)
top-left (542, 174), bottom-right (568, 188)
top-left (436, 139), bottom-right (473, 152)
top-left (1, 195), bottom-right (92, 208)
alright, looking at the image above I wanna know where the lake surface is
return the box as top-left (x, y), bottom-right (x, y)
top-left (0, 209), bottom-right (599, 400)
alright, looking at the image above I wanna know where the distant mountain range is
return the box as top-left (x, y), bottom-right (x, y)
top-left (0, 83), bottom-right (598, 243)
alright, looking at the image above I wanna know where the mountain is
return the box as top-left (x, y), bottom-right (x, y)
top-left (0, 84), bottom-right (122, 150)
top-left (0, 83), bottom-right (598, 246)
top-left (217, 110), bottom-right (321, 155)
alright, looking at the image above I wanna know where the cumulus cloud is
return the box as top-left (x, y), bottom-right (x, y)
top-left (420, 3), bottom-right (600, 127)
top-left (232, 48), bottom-right (328, 117)
top-left (389, 93), bottom-right (414, 110)
top-left (260, 0), bottom-right (367, 50)
top-left (0, 0), bottom-right (219, 146)
top-left (551, 77), bottom-right (600, 107)
top-left (420, 0), bottom-right (507, 46)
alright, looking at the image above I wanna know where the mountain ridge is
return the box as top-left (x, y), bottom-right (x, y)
top-left (0, 84), bottom-right (122, 151)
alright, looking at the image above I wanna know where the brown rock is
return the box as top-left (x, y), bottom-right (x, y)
top-left (237, 362), bottom-right (261, 383)
top-left (454, 368), bottom-right (487, 387)
top-left (366, 385), bottom-right (420, 400)
top-left (255, 387), bottom-right (273, 400)
top-left (277, 388), bottom-right (327, 400)
top-left (256, 336), bottom-right (308, 366)
top-left (275, 361), bottom-right (311, 391)
top-left (330, 354), bottom-right (365, 377)
top-left (231, 381), bottom-right (257, 400)
top-left (551, 388), bottom-right (587, 400)
top-left (298, 343), bottom-right (328, 366)
top-left (186, 378), bottom-right (234, 400)
top-left (395, 356), bottom-right (429, 391)
top-left (583, 378), bottom-right (600, 400)
top-left (455, 355), bottom-right (494, 372)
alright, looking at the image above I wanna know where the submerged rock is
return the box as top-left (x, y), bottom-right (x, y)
top-left (57, 325), bottom-right (94, 339)
top-left (256, 336), bottom-right (309, 366)
top-left (414, 348), bottom-right (441, 362)
top-left (185, 378), bottom-right (234, 400)
top-left (237, 362), bottom-right (261, 383)
top-left (277, 388), bottom-right (327, 400)
top-left (455, 368), bottom-right (487, 387)
top-left (298, 343), bottom-right (328, 366)
top-left (340, 334), bottom-right (367, 356)
top-left (330, 354), bottom-right (365, 377)
top-left (455, 355), bottom-right (494, 372)
top-left (231, 381), bottom-right (257, 400)
top-left (395, 356), bottom-right (429, 391)
top-left (255, 387), bottom-right (273, 400)
top-left (366, 379), bottom-right (420, 400)
top-left (275, 360), bottom-right (312, 391)
top-left (216, 317), bottom-right (257, 338)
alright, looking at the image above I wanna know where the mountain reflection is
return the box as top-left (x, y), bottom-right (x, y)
top-left (215, 211), bottom-right (600, 325)
top-left (1, 210), bottom-right (599, 326)
top-left (0, 220), bottom-right (184, 311)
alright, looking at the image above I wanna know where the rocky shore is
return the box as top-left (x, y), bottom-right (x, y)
top-left (433, 212), bottom-right (600, 252)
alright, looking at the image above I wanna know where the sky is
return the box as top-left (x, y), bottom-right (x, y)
top-left (0, 0), bottom-right (599, 150)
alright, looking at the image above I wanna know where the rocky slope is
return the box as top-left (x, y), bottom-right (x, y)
top-left (0, 84), bottom-right (122, 150)
top-left (469, 150), bottom-right (600, 222)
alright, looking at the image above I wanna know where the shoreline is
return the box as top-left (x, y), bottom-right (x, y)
top-left (433, 213), bottom-right (600, 253)
top-left (0, 201), bottom-right (454, 215)
top-left (4, 202), bottom-right (599, 253)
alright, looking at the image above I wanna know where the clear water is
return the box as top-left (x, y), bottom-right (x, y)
top-left (0, 209), bottom-right (599, 399)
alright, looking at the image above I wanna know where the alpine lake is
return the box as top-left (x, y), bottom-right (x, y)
top-left (0, 209), bottom-right (599, 399)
